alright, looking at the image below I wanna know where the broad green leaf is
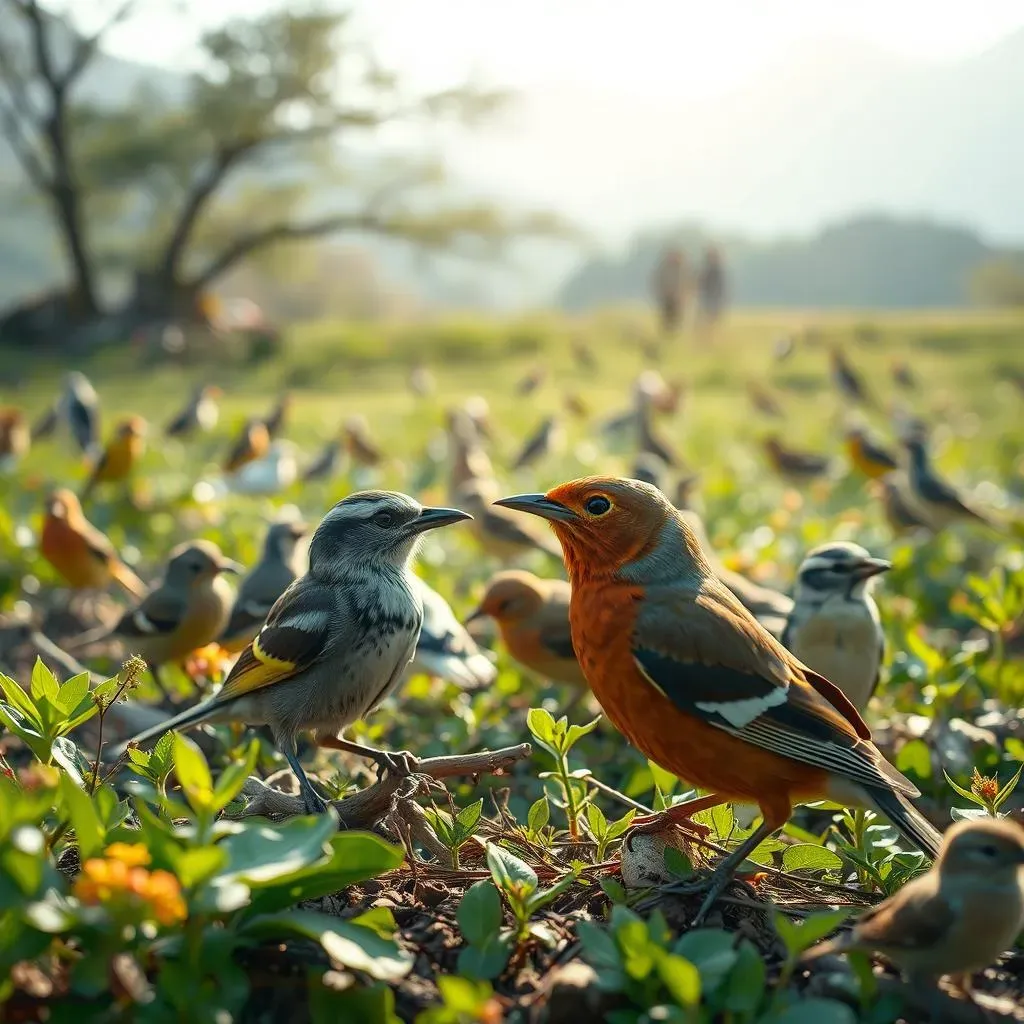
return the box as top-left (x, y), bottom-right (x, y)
top-left (722, 940), bottom-right (765, 1012)
top-left (564, 715), bottom-right (601, 751)
top-left (152, 730), bottom-right (176, 775)
top-left (50, 736), bottom-right (87, 786)
top-left (435, 976), bottom-right (495, 1016)
top-left (527, 797), bottom-right (549, 833)
top-left (457, 880), bottom-right (503, 946)
top-left (211, 739), bottom-right (260, 811)
top-left (58, 774), bottom-right (106, 859)
top-left (173, 734), bottom-right (214, 810)
top-left (586, 801), bottom-right (608, 838)
top-left (173, 846), bottom-right (229, 888)
top-left (781, 844), bottom-right (844, 874)
top-left (772, 998), bottom-right (857, 1024)
top-left (0, 674), bottom-right (42, 727)
top-left (606, 810), bottom-right (636, 841)
top-left (673, 928), bottom-right (737, 992)
top-left (578, 919), bottom-right (622, 973)
top-left (994, 763), bottom-right (1024, 810)
top-left (30, 659), bottom-right (60, 704)
top-left (664, 846), bottom-right (693, 879)
top-left (655, 952), bottom-right (701, 1007)
top-left (0, 704), bottom-right (50, 762)
top-left (894, 738), bottom-right (932, 780)
top-left (455, 798), bottom-right (483, 838)
top-left (219, 814), bottom-right (337, 886)
top-left (456, 932), bottom-right (514, 981)
top-left (243, 831), bottom-right (402, 916)
top-left (526, 707), bottom-right (558, 754)
top-left (243, 909), bottom-right (412, 981)
top-left (309, 979), bottom-right (400, 1024)
top-left (56, 673), bottom-right (90, 716)
top-left (616, 918), bottom-right (656, 980)
top-left (950, 806), bottom-right (990, 822)
top-left (485, 842), bottom-right (537, 899)
top-left (773, 909), bottom-right (851, 958)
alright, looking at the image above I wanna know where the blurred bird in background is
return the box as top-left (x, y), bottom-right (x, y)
top-left (165, 384), bottom-right (222, 439)
top-left (0, 407), bottom-right (30, 471)
top-left (844, 424), bottom-right (899, 480)
top-left (747, 381), bottom-right (785, 419)
top-left (227, 440), bottom-right (299, 496)
top-left (872, 474), bottom-right (934, 537)
top-left (220, 517), bottom-right (309, 653)
top-left (262, 391), bottom-right (292, 440)
top-left (224, 417), bottom-right (270, 474)
top-left (781, 542), bottom-right (890, 712)
top-left (40, 489), bottom-right (147, 598)
top-left (830, 344), bottom-right (874, 407)
top-left (513, 415), bottom-right (564, 471)
top-left (302, 435), bottom-right (347, 483)
top-left (902, 432), bottom-right (998, 530)
top-left (81, 416), bottom-right (147, 500)
top-left (345, 414), bottom-right (384, 469)
top-left (117, 491), bottom-right (471, 814)
top-left (58, 370), bottom-right (102, 458)
top-left (763, 435), bottom-right (833, 483)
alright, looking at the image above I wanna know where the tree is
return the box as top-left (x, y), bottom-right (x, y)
top-left (0, 1), bottom-right (568, 326)
top-left (968, 258), bottom-right (1024, 308)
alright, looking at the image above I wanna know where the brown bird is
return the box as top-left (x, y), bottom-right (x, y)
top-left (455, 478), bottom-right (562, 562)
top-left (891, 360), bottom-right (917, 391)
top-left (408, 361), bottom-right (435, 397)
top-left (40, 489), bottom-right (147, 598)
top-left (81, 416), bottom-right (147, 499)
top-left (637, 400), bottom-right (682, 468)
top-left (903, 434), bottom-right (999, 530)
top-left (747, 382), bottom-right (785, 419)
top-left (871, 473), bottom-right (934, 537)
top-left (763, 435), bottom-right (832, 483)
top-left (262, 391), bottom-right (292, 440)
top-left (563, 393), bottom-right (590, 419)
top-left (805, 818), bottom-right (1024, 993)
top-left (571, 337), bottom-right (598, 373)
top-left (0, 407), bottom-right (30, 469)
top-left (830, 344), bottom-right (875, 407)
top-left (224, 418), bottom-right (270, 474)
top-left (516, 365), bottom-right (546, 396)
top-left (513, 415), bottom-right (563, 471)
top-left (466, 570), bottom-right (586, 690)
top-left (345, 415), bottom-right (384, 468)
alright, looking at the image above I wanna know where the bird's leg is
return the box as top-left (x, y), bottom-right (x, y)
top-left (317, 735), bottom-right (420, 779)
top-left (690, 817), bottom-right (777, 926)
top-left (628, 793), bottom-right (725, 841)
top-left (282, 749), bottom-right (329, 815)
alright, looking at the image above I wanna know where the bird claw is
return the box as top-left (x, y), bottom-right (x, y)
top-left (372, 748), bottom-right (420, 781)
top-left (627, 811), bottom-right (712, 843)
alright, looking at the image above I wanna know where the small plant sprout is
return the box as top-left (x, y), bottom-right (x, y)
top-left (422, 798), bottom-right (483, 870)
top-left (945, 765), bottom-right (1024, 821)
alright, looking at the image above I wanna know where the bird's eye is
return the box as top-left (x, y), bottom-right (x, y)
top-left (585, 495), bottom-right (611, 516)
top-left (980, 844), bottom-right (999, 858)
top-left (373, 511), bottom-right (394, 528)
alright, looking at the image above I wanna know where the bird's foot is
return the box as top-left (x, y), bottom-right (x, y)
top-left (301, 787), bottom-right (330, 816)
top-left (370, 748), bottom-right (421, 781)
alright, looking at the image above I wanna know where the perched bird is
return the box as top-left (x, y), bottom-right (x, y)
top-left (763, 435), bottom-right (832, 483)
top-left (747, 382), bottom-right (785, 419)
top-left (891, 360), bottom-right (917, 391)
top-left (630, 452), bottom-right (670, 491)
top-left (407, 576), bottom-right (497, 689)
top-left (58, 371), bottom-right (101, 457)
top-left (224, 418), bottom-right (270, 474)
top-left (456, 479), bottom-right (562, 562)
top-left (0, 407), bottom-right (30, 470)
top-left (227, 440), bottom-right (299, 496)
top-left (408, 361), bottom-right (435, 397)
top-left (495, 478), bottom-right (942, 923)
top-left (563, 393), bottom-right (590, 419)
top-left (903, 434), bottom-right (996, 530)
top-left (448, 428), bottom-right (495, 503)
top-left (637, 400), bottom-right (682, 469)
top-left (781, 542), bottom-right (890, 712)
top-left (30, 402), bottom-right (59, 443)
top-left (830, 345), bottom-right (874, 407)
top-left (872, 473), bottom-right (934, 537)
top-left (303, 437), bottom-right (346, 483)
top-left (844, 426), bottom-right (899, 480)
top-left (805, 818), bottom-right (1024, 991)
top-left (461, 396), bottom-right (494, 441)
top-left (81, 416), bottom-right (147, 499)
top-left (262, 391), bottom-right (291, 440)
top-left (466, 570), bottom-right (586, 690)
top-left (165, 384), bottom-right (222, 439)
top-left (345, 415), bottom-right (383, 468)
top-left (40, 489), bottom-right (147, 598)
top-left (571, 337), bottom-right (597, 373)
top-left (220, 519), bottom-right (309, 653)
top-left (513, 415), bottom-right (563, 471)
top-left (516, 366), bottom-right (546, 397)
top-left (120, 492), bottom-right (471, 814)
top-left (76, 540), bottom-right (242, 689)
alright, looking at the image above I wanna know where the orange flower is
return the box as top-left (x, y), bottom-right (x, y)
top-left (105, 843), bottom-right (151, 868)
top-left (185, 643), bottom-right (232, 680)
top-left (73, 855), bottom-right (187, 926)
top-left (971, 768), bottom-right (999, 803)
top-left (143, 870), bottom-right (188, 926)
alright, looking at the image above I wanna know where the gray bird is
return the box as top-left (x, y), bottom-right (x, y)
top-left (58, 371), bottom-right (101, 457)
top-left (407, 576), bottom-right (497, 689)
top-left (903, 435), bottom-right (997, 530)
top-left (513, 415), bottom-right (562, 471)
top-left (220, 519), bottom-right (309, 653)
top-left (303, 437), bottom-right (346, 483)
top-left (119, 492), bottom-right (472, 815)
top-left (165, 384), bottom-right (222, 439)
top-left (873, 473), bottom-right (934, 537)
top-left (781, 542), bottom-right (890, 713)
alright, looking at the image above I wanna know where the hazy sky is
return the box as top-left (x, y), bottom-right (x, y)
top-left (103, 1), bottom-right (1024, 97)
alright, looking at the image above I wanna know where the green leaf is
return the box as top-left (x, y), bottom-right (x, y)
top-left (527, 797), bottom-right (550, 833)
top-left (994, 763), bottom-right (1024, 810)
top-left (943, 770), bottom-right (980, 806)
top-left (773, 909), bottom-right (851, 958)
top-left (525, 867), bottom-right (579, 915)
top-left (772, 998), bottom-right (857, 1024)
top-left (220, 814), bottom-right (337, 886)
top-left (309, 979), bottom-right (400, 1024)
top-left (30, 659), bottom-right (60, 704)
top-left (56, 673), bottom-right (90, 716)
top-left (673, 928), bottom-right (737, 992)
top-left (211, 739), bottom-right (260, 811)
top-left (244, 909), bottom-right (412, 981)
top-left (244, 831), bottom-right (402, 916)
top-left (455, 798), bottom-right (484, 839)
top-left (51, 736), bottom-right (87, 786)
top-left (664, 846), bottom-right (693, 879)
top-left (564, 715), bottom-right (601, 751)
top-left (586, 801), bottom-right (608, 839)
top-left (457, 880), bottom-right (503, 946)
top-left (526, 707), bottom-right (559, 754)
top-left (894, 738), bottom-right (932, 779)
top-left (904, 630), bottom-right (942, 675)
top-left (709, 802), bottom-right (735, 840)
top-left (173, 733), bottom-right (214, 811)
top-left (457, 932), bottom-right (514, 981)
top-left (58, 774), bottom-right (106, 859)
top-left (0, 673), bottom-right (41, 726)
top-left (174, 846), bottom-right (229, 888)
top-left (781, 844), bottom-right (844, 874)
top-left (152, 730), bottom-right (176, 776)
top-left (655, 952), bottom-right (701, 1008)
top-left (606, 810), bottom-right (636, 841)
top-left (722, 940), bottom-right (765, 1013)
top-left (577, 919), bottom-right (622, 974)
top-left (485, 842), bottom-right (538, 899)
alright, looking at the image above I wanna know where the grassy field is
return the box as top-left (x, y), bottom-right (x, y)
top-left (1, 309), bottom-right (1023, 1022)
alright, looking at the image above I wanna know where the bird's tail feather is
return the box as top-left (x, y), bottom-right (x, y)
top-left (62, 624), bottom-right (116, 652)
top-left (110, 702), bottom-right (216, 759)
top-left (868, 787), bottom-right (943, 859)
top-left (110, 563), bottom-right (147, 600)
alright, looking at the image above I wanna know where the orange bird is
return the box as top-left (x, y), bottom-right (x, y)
top-left (465, 570), bottom-right (587, 690)
top-left (224, 418), bottom-right (270, 474)
top-left (81, 416), bottom-right (147, 499)
top-left (40, 489), bottom-right (147, 598)
top-left (495, 477), bottom-right (942, 923)
top-left (0, 407), bottom-right (30, 468)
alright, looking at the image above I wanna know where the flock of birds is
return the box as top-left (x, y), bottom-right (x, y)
top-left (1, 332), bottom-right (1022, 1006)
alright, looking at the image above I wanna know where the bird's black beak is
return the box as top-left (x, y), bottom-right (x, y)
top-left (464, 605), bottom-right (486, 627)
top-left (493, 493), bottom-right (578, 522)
top-left (853, 557), bottom-right (892, 580)
top-left (410, 506), bottom-right (473, 533)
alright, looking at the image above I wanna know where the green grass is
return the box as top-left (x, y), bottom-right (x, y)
top-left (1, 308), bottom-right (1023, 1022)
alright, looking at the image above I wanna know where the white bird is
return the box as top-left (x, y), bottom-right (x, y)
top-left (407, 576), bottom-right (498, 689)
top-left (228, 440), bottom-right (299, 496)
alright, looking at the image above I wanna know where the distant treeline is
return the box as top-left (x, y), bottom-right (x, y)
top-left (559, 215), bottom-right (1024, 310)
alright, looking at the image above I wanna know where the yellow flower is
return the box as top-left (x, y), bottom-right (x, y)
top-left (143, 870), bottom-right (188, 925)
top-left (73, 855), bottom-right (187, 926)
top-left (105, 843), bottom-right (151, 868)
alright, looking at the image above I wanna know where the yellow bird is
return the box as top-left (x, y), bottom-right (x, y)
top-left (844, 426), bottom-right (899, 480)
top-left (81, 416), bottom-right (147, 499)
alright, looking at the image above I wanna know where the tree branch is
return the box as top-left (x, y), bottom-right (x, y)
top-left (62, 0), bottom-right (139, 88)
top-left (0, 94), bottom-right (48, 187)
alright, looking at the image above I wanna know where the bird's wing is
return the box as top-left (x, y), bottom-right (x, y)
top-left (117, 585), bottom-right (188, 638)
top-left (77, 521), bottom-right (121, 569)
top-left (215, 578), bottom-right (334, 703)
top-left (851, 881), bottom-right (952, 952)
top-left (633, 580), bottom-right (916, 796)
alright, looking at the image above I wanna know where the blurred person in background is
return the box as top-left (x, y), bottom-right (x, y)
top-left (696, 244), bottom-right (726, 345)
top-left (651, 245), bottom-right (688, 338)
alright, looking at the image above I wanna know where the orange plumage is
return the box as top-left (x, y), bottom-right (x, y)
top-left (224, 418), bottom-right (270, 473)
top-left (40, 489), bottom-right (147, 597)
top-left (0, 407), bottom-right (30, 465)
top-left (495, 477), bottom-right (942, 922)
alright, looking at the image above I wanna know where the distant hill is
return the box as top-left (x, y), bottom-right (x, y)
top-left (558, 216), bottom-right (1021, 310)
